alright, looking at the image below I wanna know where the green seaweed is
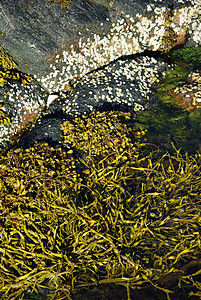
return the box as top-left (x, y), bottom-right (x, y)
top-left (169, 46), bottom-right (201, 65)
top-left (133, 105), bottom-right (201, 154)
top-left (156, 63), bottom-right (190, 109)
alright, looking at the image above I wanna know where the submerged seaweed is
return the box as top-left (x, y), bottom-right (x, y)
top-left (1, 111), bottom-right (201, 300)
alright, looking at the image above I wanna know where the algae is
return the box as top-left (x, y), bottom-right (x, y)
top-left (0, 105), bottom-right (10, 126)
top-left (133, 105), bottom-right (201, 155)
top-left (170, 46), bottom-right (201, 65)
top-left (48, 0), bottom-right (93, 8)
top-left (49, 0), bottom-right (72, 8)
top-left (1, 110), bottom-right (201, 300)
top-left (156, 63), bottom-right (190, 109)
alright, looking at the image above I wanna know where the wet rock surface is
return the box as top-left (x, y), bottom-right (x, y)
top-left (1, 2), bottom-right (201, 300)
top-left (0, 0), bottom-right (200, 148)
top-left (168, 70), bottom-right (201, 111)
top-left (0, 78), bottom-right (47, 149)
top-left (17, 55), bottom-right (167, 149)
top-left (0, 0), bottom-right (200, 91)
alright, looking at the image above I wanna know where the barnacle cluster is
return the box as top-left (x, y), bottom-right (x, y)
top-left (37, 3), bottom-right (200, 93)
top-left (1, 110), bottom-right (201, 299)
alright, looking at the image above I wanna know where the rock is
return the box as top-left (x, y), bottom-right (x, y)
top-left (0, 0), bottom-right (201, 148)
top-left (47, 54), bottom-right (167, 117)
top-left (16, 117), bottom-right (65, 149)
top-left (0, 79), bottom-right (47, 148)
top-left (0, 0), bottom-right (200, 93)
top-left (17, 55), bottom-right (167, 149)
top-left (168, 70), bottom-right (201, 111)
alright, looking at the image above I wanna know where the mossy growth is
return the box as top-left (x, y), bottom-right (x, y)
top-left (133, 105), bottom-right (201, 154)
top-left (146, 60), bottom-right (201, 153)
top-left (169, 46), bottom-right (201, 65)
top-left (156, 63), bottom-right (190, 109)
top-left (1, 111), bottom-right (201, 299)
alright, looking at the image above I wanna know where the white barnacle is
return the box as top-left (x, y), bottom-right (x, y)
top-left (147, 4), bottom-right (152, 12)
top-left (46, 94), bottom-right (58, 108)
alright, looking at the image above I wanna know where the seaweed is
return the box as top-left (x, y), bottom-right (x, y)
top-left (0, 46), bottom-right (17, 70)
top-left (61, 110), bottom-right (141, 168)
top-left (48, 0), bottom-right (93, 9)
top-left (161, 26), bottom-right (177, 54)
top-left (169, 46), bottom-right (201, 65)
top-left (48, 0), bottom-right (72, 8)
top-left (1, 111), bottom-right (201, 299)
top-left (0, 105), bottom-right (10, 126)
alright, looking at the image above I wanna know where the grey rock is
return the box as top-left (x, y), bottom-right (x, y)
top-left (0, 79), bottom-right (47, 147)
top-left (0, 0), bottom-right (200, 148)
top-left (17, 55), bottom-right (167, 149)
top-left (0, 0), bottom-right (199, 93)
